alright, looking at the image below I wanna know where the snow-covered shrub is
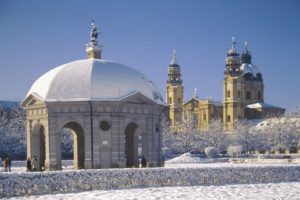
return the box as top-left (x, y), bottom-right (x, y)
top-left (205, 147), bottom-right (218, 158)
top-left (227, 146), bottom-right (242, 158)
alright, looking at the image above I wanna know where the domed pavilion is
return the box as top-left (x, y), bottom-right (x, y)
top-left (21, 22), bottom-right (165, 171)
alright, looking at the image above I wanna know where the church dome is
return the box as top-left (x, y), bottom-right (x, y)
top-left (26, 59), bottom-right (164, 104)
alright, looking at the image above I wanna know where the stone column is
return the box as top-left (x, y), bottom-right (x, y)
top-left (45, 118), bottom-right (59, 171)
top-left (26, 119), bottom-right (32, 160)
top-left (146, 117), bottom-right (155, 166)
top-left (92, 119), bottom-right (101, 168)
top-left (83, 116), bottom-right (92, 169)
top-left (111, 116), bottom-right (118, 166)
top-left (112, 116), bottom-right (126, 167)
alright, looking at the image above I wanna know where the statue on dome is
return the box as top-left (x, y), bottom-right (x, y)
top-left (90, 20), bottom-right (99, 42)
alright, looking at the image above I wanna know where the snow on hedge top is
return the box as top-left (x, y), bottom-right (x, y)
top-left (26, 59), bottom-right (164, 104)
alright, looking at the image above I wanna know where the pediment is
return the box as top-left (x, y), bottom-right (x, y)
top-left (183, 97), bottom-right (201, 106)
top-left (120, 92), bottom-right (158, 105)
top-left (21, 93), bottom-right (45, 108)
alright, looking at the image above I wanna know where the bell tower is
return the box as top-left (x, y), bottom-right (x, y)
top-left (166, 50), bottom-right (184, 127)
top-left (241, 41), bottom-right (264, 106)
top-left (223, 37), bottom-right (244, 130)
top-left (86, 20), bottom-right (102, 59)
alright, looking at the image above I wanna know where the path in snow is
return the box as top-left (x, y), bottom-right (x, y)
top-left (7, 182), bottom-right (300, 200)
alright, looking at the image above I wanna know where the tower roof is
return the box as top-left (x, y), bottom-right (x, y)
top-left (241, 41), bottom-right (252, 64)
top-left (169, 49), bottom-right (180, 67)
top-left (227, 36), bottom-right (239, 56)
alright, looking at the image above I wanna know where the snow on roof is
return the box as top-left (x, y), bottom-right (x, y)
top-left (240, 63), bottom-right (260, 77)
top-left (246, 102), bottom-right (276, 109)
top-left (256, 117), bottom-right (300, 129)
top-left (26, 59), bottom-right (164, 105)
top-left (213, 101), bottom-right (222, 106)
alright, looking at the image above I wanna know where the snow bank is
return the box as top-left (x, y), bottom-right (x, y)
top-left (165, 152), bottom-right (228, 164)
top-left (1, 164), bottom-right (300, 198)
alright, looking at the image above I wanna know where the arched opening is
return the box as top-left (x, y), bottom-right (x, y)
top-left (60, 122), bottom-right (85, 169)
top-left (31, 124), bottom-right (46, 171)
top-left (125, 122), bottom-right (143, 167)
top-left (61, 128), bottom-right (74, 161)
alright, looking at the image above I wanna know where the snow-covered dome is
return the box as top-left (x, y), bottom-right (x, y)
top-left (26, 59), bottom-right (164, 104)
top-left (240, 63), bottom-right (260, 77)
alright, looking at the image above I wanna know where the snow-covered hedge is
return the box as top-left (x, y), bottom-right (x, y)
top-left (227, 146), bottom-right (243, 158)
top-left (205, 147), bottom-right (218, 158)
top-left (229, 158), bottom-right (299, 164)
top-left (1, 165), bottom-right (300, 198)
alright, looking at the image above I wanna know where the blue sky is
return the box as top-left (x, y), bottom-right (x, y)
top-left (0, 0), bottom-right (299, 110)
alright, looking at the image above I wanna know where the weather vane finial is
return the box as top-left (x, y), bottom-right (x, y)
top-left (193, 88), bottom-right (198, 98)
top-left (232, 36), bottom-right (237, 49)
top-left (86, 20), bottom-right (102, 59)
top-left (170, 49), bottom-right (177, 64)
top-left (90, 20), bottom-right (99, 42)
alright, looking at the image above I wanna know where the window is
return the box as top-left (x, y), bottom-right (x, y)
top-left (178, 98), bottom-right (181, 104)
top-left (238, 91), bottom-right (241, 98)
top-left (100, 121), bottom-right (111, 131)
top-left (169, 97), bottom-right (172, 104)
top-left (227, 115), bottom-right (231, 122)
top-left (258, 91), bottom-right (261, 100)
top-left (227, 90), bottom-right (231, 98)
top-left (246, 91), bottom-right (251, 100)
top-left (203, 113), bottom-right (207, 121)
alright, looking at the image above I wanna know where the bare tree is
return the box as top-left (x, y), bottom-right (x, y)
top-left (200, 118), bottom-right (228, 153)
top-left (232, 120), bottom-right (257, 154)
top-left (0, 107), bottom-right (26, 159)
top-left (162, 117), bottom-right (201, 154)
top-left (260, 116), bottom-right (299, 153)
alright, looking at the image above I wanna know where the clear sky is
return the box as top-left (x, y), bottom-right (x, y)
top-left (0, 0), bottom-right (299, 110)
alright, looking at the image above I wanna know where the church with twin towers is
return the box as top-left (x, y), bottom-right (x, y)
top-left (165, 37), bottom-right (284, 131)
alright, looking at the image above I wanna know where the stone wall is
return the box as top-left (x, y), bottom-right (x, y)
top-left (1, 165), bottom-right (300, 198)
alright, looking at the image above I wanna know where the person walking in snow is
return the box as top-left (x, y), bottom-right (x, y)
top-left (141, 155), bottom-right (147, 168)
top-left (7, 156), bottom-right (11, 172)
top-left (26, 158), bottom-right (32, 172)
top-left (3, 157), bottom-right (9, 172)
top-left (32, 156), bottom-right (38, 171)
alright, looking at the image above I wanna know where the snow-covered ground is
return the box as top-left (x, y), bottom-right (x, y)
top-left (7, 182), bottom-right (300, 200)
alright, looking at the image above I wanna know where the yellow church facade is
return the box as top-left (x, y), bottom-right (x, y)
top-left (166, 38), bottom-right (284, 131)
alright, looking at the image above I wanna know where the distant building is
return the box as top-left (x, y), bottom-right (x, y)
top-left (22, 22), bottom-right (164, 171)
top-left (166, 38), bottom-right (284, 131)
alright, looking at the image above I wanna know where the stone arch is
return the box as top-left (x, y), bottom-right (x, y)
top-left (31, 123), bottom-right (46, 171)
top-left (124, 122), bottom-right (144, 167)
top-left (60, 121), bottom-right (85, 169)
